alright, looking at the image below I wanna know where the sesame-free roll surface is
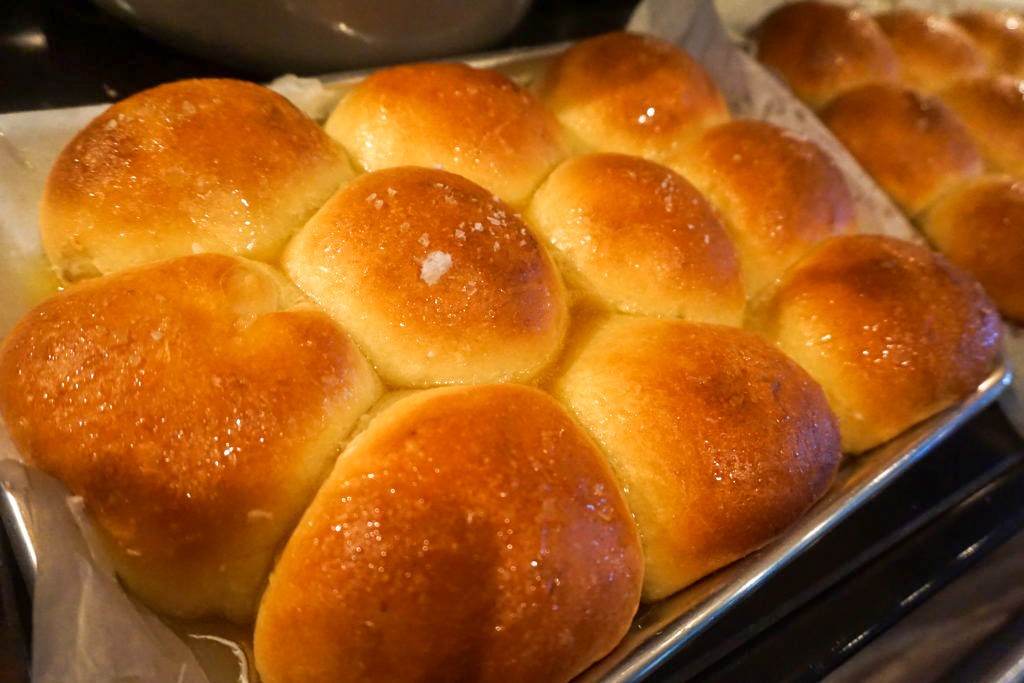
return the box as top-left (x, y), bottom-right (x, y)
top-left (284, 166), bottom-right (569, 387)
top-left (672, 119), bottom-right (857, 297)
top-left (253, 383), bottom-right (643, 683)
top-left (525, 153), bottom-right (744, 325)
top-left (751, 1), bottom-right (900, 110)
top-left (820, 83), bottom-right (984, 215)
top-left (40, 78), bottom-right (353, 281)
top-left (550, 316), bottom-right (841, 601)
top-left (875, 9), bottom-right (987, 93)
top-left (940, 75), bottom-right (1024, 177)
top-left (324, 62), bottom-right (569, 207)
top-left (0, 254), bottom-right (383, 622)
top-left (921, 174), bottom-right (1024, 323)
top-left (537, 31), bottom-right (729, 162)
top-left (954, 10), bottom-right (1024, 78)
top-left (747, 235), bottom-right (1001, 454)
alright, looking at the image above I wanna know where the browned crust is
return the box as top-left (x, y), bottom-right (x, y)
top-left (748, 234), bottom-right (1001, 453)
top-left (954, 10), bottom-right (1024, 78)
top-left (820, 83), bottom-right (983, 215)
top-left (537, 31), bottom-right (729, 160)
top-left (253, 383), bottom-right (643, 683)
top-left (40, 79), bottom-right (351, 280)
top-left (284, 166), bottom-right (569, 387)
top-left (526, 153), bottom-right (744, 324)
top-left (673, 119), bottom-right (857, 296)
top-left (876, 9), bottom-right (988, 92)
top-left (550, 316), bottom-right (841, 600)
top-left (940, 74), bottom-right (1024, 176)
top-left (751, 1), bottom-right (900, 110)
top-left (0, 254), bottom-right (382, 620)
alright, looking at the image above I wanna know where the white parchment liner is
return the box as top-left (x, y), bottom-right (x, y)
top-left (0, 0), bottom-right (1007, 681)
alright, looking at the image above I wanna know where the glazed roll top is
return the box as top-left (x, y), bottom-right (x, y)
top-left (537, 31), bottom-right (729, 162)
top-left (253, 383), bottom-right (643, 683)
top-left (525, 153), bottom-right (745, 325)
top-left (751, 1), bottom-right (900, 110)
top-left (875, 9), bottom-right (988, 93)
top-left (921, 175), bottom-right (1024, 323)
top-left (40, 79), bottom-right (353, 281)
top-left (549, 316), bottom-right (841, 601)
top-left (324, 62), bottom-right (569, 207)
top-left (954, 10), bottom-right (1024, 78)
top-left (671, 119), bottom-right (857, 297)
top-left (940, 75), bottom-right (1024, 177)
top-left (748, 234), bottom-right (1001, 454)
top-left (283, 166), bottom-right (569, 387)
top-left (0, 254), bottom-right (382, 622)
top-left (820, 83), bottom-right (984, 216)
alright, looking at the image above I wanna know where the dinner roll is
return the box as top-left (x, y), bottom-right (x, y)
top-left (954, 10), bottom-right (1024, 78)
top-left (537, 31), bottom-right (729, 162)
top-left (747, 235), bottom-right (1001, 454)
top-left (875, 9), bottom-right (987, 93)
top-left (819, 83), bottom-right (984, 215)
top-left (940, 75), bottom-right (1024, 176)
top-left (921, 175), bottom-right (1024, 323)
top-left (672, 119), bottom-right (857, 297)
top-left (525, 153), bottom-right (744, 325)
top-left (549, 316), bottom-right (841, 601)
top-left (0, 254), bottom-right (382, 622)
top-left (254, 383), bottom-right (643, 683)
top-left (39, 79), bottom-right (352, 282)
top-left (324, 62), bottom-right (568, 207)
top-left (751, 1), bottom-right (900, 110)
top-left (284, 166), bottom-right (569, 387)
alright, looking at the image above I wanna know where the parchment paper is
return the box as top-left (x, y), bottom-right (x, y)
top-left (0, 0), bottom-right (996, 681)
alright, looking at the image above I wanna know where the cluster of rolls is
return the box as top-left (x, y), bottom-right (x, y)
top-left (0, 30), bottom-right (1003, 683)
top-left (753, 0), bottom-right (1024, 324)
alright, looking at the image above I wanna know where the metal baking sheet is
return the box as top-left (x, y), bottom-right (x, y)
top-left (0, 2), bottom-right (1013, 679)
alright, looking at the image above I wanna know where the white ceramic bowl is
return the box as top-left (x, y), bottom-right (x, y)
top-left (93, 0), bottom-right (534, 73)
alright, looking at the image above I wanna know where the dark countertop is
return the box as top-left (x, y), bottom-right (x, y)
top-left (3, 1), bottom-right (1024, 682)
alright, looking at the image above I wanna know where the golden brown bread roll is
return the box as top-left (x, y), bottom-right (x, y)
top-left (751, 1), bottom-right (900, 110)
top-left (549, 315), bottom-right (841, 601)
top-left (536, 31), bottom-right (729, 162)
top-left (940, 75), bottom-right (1024, 177)
top-left (324, 62), bottom-right (568, 207)
top-left (525, 153), bottom-right (745, 325)
top-left (954, 10), bottom-right (1024, 78)
top-left (747, 234), bottom-right (1001, 454)
top-left (284, 166), bottom-right (569, 387)
top-left (0, 254), bottom-right (382, 622)
top-left (819, 83), bottom-right (984, 215)
top-left (40, 79), bottom-right (353, 282)
top-left (253, 383), bottom-right (643, 683)
top-left (921, 174), bottom-right (1024, 323)
top-left (671, 119), bottom-right (857, 297)
top-left (875, 9), bottom-right (987, 93)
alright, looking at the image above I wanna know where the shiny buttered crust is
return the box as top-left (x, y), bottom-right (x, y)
top-left (253, 383), bottom-right (643, 683)
top-left (820, 83), bottom-right (983, 216)
top-left (875, 9), bottom-right (987, 93)
top-left (284, 167), bottom-right (569, 387)
top-left (39, 79), bottom-right (353, 282)
top-left (537, 31), bottom-right (729, 161)
top-left (751, 1), bottom-right (900, 110)
top-left (525, 153), bottom-right (744, 325)
top-left (922, 175), bottom-right (1024, 323)
top-left (954, 10), bottom-right (1024, 78)
top-left (0, 254), bottom-right (383, 621)
top-left (941, 75), bottom-right (1024, 177)
top-left (549, 316), bottom-right (841, 601)
top-left (672, 119), bottom-right (857, 297)
top-left (324, 62), bottom-right (569, 207)
top-left (747, 235), bottom-right (1001, 454)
